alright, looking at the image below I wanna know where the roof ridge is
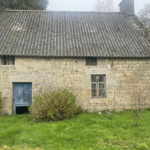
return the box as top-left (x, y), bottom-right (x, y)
top-left (0, 9), bottom-right (120, 13)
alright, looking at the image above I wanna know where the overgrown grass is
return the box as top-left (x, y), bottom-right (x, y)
top-left (1, 109), bottom-right (150, 150)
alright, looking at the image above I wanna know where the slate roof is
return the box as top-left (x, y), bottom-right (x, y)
top-left (0, 10), bottom-right (150, 57)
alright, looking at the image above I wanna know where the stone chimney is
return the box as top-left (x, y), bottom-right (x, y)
top-left (118, 0), bottom-right (134, 15)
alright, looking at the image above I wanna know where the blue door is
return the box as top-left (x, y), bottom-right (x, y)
top-left (13, 83), bottom-right (32, 114)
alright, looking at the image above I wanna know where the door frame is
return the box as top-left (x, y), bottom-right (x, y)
top-left (13, 82), bottom-right (32, 114)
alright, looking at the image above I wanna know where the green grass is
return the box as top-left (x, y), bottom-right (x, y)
top-left (1, 109), bottom-right (150, 150)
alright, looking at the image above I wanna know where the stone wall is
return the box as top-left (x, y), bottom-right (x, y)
top-left (0, 57), bottom-right (150, 114)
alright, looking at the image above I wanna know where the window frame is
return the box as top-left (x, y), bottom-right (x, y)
top-left (86, 57), bottom-right (97, 66)
top-left (91, 75), bottom-right (106, 98)
top-left (1, 56), bottom-right (15, 65)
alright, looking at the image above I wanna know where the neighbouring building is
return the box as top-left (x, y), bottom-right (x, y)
top-left (0, 0), bottom-right (150, 114)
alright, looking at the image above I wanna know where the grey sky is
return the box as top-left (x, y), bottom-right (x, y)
top-left (47, 0), bottom-right (149, 14)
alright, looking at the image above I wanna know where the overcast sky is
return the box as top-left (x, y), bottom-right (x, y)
top-left (47, 0), bottom-right (149, 14)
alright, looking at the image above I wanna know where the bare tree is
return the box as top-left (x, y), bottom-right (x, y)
top-left (125, 69), bottom-right (150, 126)
top-left (0, 92), bottom-right (2, 114)
top-left (94, 0), bottom-right (116, 12)
top-left (130, 83), bottom-right (149, 126)
top-left (138, 3), bottom-right (150, 29)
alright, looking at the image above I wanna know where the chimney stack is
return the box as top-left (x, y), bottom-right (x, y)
top-left (118, 0), bottom-right (134, 15)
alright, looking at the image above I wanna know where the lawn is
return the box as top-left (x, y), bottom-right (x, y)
top-left (0, 110), bottom-right (150, 150)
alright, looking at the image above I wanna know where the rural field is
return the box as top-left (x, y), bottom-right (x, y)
top-left (0, 110), bottom-right (150, 150)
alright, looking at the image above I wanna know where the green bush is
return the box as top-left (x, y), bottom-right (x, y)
top-left (31, 89), bottom-right (82, 121)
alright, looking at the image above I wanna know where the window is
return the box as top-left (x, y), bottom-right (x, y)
top-left (1, 56), bottom-right (15, 65)
top-left (91, 75), bottom-right (106, 98)
top-left (86, 57), bottom-right (97, 66)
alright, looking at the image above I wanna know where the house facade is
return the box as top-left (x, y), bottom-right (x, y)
top-left (0, 0), bottom-right (150, 114)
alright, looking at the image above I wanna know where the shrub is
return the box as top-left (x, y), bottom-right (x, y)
top-left (31, 89), bottom-right (81, 121)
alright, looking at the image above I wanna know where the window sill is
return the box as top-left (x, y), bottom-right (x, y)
top-left (1, 65), bottom-right (15, 68)
top-left (91, 97), bottom-right (106, 99)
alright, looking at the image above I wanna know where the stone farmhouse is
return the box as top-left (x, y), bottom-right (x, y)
top-left (0, 0), bottom-right (150, 114)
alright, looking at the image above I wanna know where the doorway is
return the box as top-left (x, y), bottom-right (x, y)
top-left (13, 83), bottom-right (32, 114)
